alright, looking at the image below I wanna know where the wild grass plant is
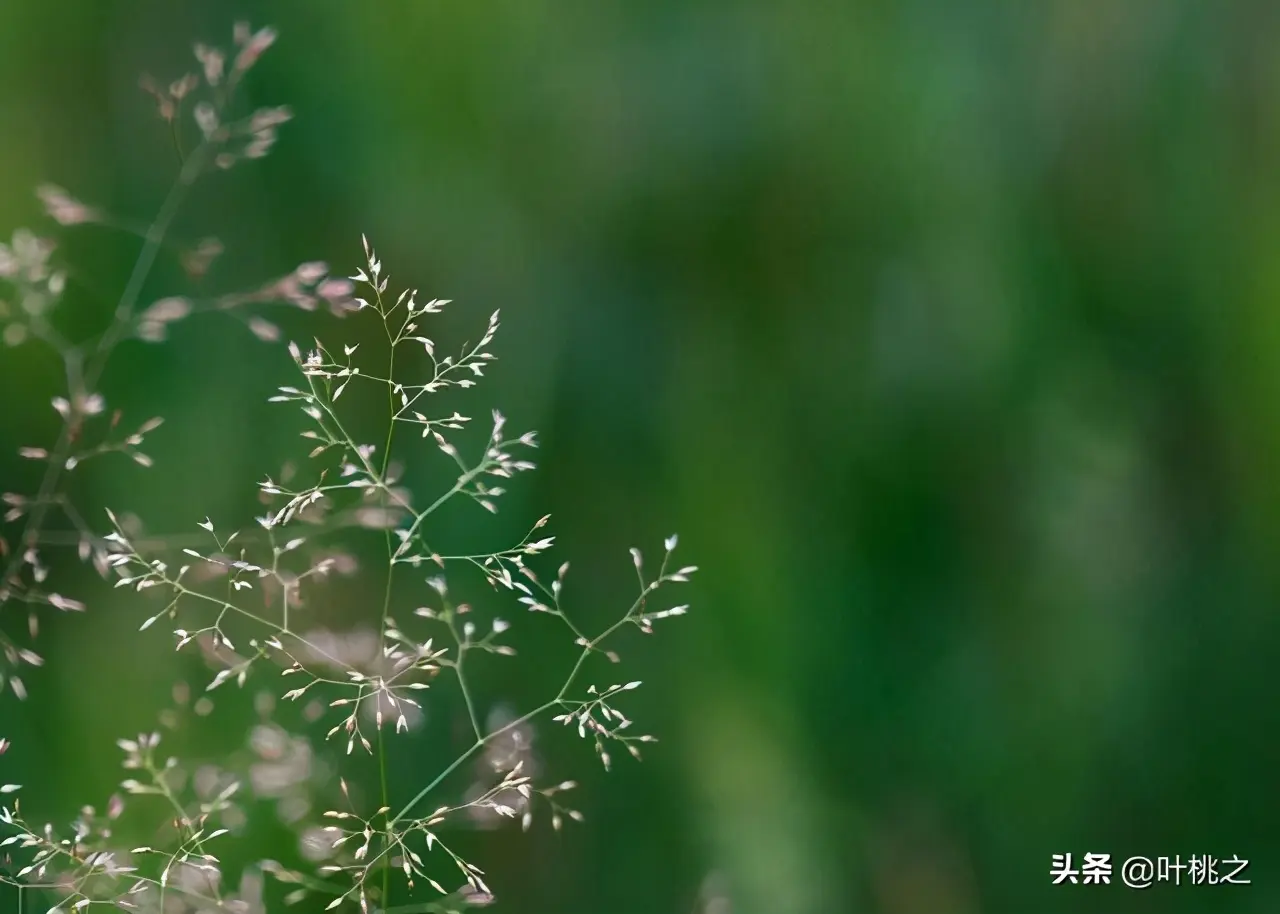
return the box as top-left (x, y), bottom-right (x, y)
top-left (0, 22), bottom-right (693, 913)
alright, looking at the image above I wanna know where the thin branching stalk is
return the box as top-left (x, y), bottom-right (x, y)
top-left (0, 21), bottom-right (696, 914)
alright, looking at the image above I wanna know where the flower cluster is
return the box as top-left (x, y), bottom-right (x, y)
top-left (0, 20), bottom-right (352, 701)
top-left (0, 21), bottom-right (694, 914)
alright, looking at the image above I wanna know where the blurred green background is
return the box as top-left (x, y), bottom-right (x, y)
top-left (3, 1), bottom-right (1280, 912)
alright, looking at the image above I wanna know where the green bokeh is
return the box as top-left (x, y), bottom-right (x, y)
top-left (3, 2), bottom-right (1280, 912)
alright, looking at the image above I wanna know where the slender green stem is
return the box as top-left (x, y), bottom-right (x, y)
top-left (1, 143), bottom-right (206, 626)
top-left (388, 589), bottom-right (646, 827)
top-left (377, 295), bottom-right (398, 910)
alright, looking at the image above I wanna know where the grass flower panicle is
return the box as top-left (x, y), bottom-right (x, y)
top-left (0, 21), bottom-right (694, 914)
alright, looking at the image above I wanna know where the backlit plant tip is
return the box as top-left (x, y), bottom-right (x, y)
top-left (0, 19), bottom-right (695, 914)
